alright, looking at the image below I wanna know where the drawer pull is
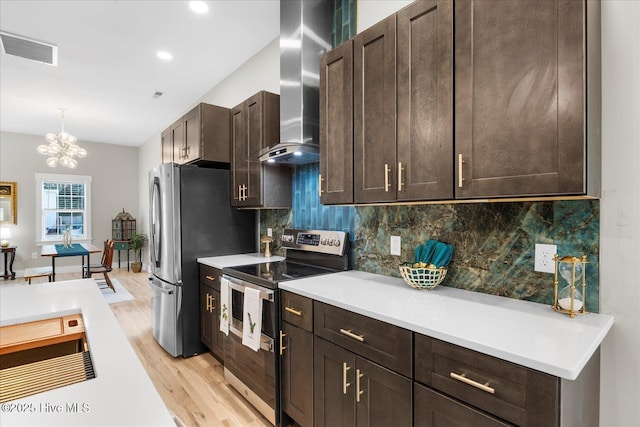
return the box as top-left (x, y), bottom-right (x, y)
top-left (356, 369), bottom-right (364, 402)
top-left (205, 275), bottom-right (216, 282)
top-left (450, 372), bottom-right (495, 395)
top-left (343, 362), bottom-right (351, 394)
top-left (284, 306), bottom-right (303, 317)
top-left (339, 328), bottom-right (365, 342)
top-left (279, 330), bottom-right (286, 356)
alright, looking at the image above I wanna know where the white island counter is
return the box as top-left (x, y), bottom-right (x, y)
top-left (280, 270), bottom-right (614, 380)
top-left (0, 279), bottom-right (175, 426)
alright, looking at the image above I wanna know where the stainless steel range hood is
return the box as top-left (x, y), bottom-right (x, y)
top-left (258, 0), bottom-right (331, 165)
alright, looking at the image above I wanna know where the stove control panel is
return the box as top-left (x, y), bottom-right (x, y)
top-left (282, 229), bottom-right (348, 256)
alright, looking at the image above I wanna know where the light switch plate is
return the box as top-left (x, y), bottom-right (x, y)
top-left (390, 236), bottom-right (401, 256)
top-left (267, 228), bottom-right (273, 237)
top-left (534, 243), bottom-right (557, 273)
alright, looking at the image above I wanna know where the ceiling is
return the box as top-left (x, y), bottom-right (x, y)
top-left (0, 0), bottom-right (279, 146)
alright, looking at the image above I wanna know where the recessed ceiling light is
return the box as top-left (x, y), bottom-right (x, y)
top-left (189, 1), bottom-right (209, 14)
top-left (157, 51), bottom-right (173, 61)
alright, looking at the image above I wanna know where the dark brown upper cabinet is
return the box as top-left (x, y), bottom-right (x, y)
top-left (397, 0), bottom-right (453, 201)
top-left (454, 0), bottom-right (600, 199)
top-left (163, 102), bottom-right (231, 166)
top-left (319, 40), bottom-right (354, 205)
top-left (319, 0), bottom-right (600, 204)
top-left (230, 91), bottom-right (292, 209)
top-left (161, 127), bottom-right (172, 164)
top-left (353, 15), bottom-right (397, 204)
top-left (324, 0), bottom-right (453, 204)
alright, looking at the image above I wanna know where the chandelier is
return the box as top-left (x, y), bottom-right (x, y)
top-left (37, 109), bottom-right (87, 168)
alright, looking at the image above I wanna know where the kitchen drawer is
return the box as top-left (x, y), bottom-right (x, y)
top-left (414, 383), bottom-right (510, 427)
top-left (415, 335), bottom-right (559, 426)
top-left (281, 291), bottom-right (313, 332)
top-left (313, 301), bottom-right (412, 378)
top-left (199, 264), bottom-right (221, 292)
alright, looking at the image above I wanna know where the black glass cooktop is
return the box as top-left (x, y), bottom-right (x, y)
top-left (223, 260), bottom-right (338, 288)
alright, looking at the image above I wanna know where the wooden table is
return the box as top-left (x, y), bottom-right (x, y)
top-left (1, 245), bottom-right (16, 280)
top-left (41, 243), bottom-right (101, 281)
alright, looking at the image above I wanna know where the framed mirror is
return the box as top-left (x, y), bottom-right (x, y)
top-left (0, 182), bottom-right (17, 225)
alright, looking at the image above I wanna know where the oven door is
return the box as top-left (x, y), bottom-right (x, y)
top-left (222, 275), bottom-right (279, 424)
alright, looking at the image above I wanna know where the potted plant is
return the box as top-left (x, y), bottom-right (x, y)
top-left (129, 232), bottom-right (147, 273)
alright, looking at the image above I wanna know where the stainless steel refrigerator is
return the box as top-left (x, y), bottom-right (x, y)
top-left (148, 163), bottom-right (257, 357)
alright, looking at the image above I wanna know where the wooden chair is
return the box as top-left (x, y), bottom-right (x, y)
top-left (85, 240), bottom-right (115, 292)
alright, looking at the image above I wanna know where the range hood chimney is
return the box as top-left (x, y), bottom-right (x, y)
top-left (259, 0), bottom-right (332, 165)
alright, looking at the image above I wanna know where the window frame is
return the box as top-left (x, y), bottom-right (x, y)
top-left (35, 173), bottom-right (92, 245)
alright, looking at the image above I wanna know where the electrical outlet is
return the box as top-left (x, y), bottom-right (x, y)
top-left (390, 236), bottom-right (401, 256)
top-left (535, 243), bottom-right (557, 273)
top-left (32, 252), bottom-right (38, 259)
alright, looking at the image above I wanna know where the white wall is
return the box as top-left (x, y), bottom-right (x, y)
top-left (136, 37), bottom-right (280, 267)
top-left (0, 131), bottom-right (139, 272)
top-left (600, 1), bottom-right (640, 425)
top-left (357, 0), bottom-right (413, 32)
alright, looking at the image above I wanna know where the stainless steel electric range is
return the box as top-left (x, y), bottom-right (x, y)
top-left (221, 229), bottom-right (349, 425)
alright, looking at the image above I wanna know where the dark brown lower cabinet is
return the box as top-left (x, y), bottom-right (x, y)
top-left (414, 383), bottom-right (510, 427)
top-left (314, 338), bottom-right (411, 427)
top-left (281, 322), bottom-right (313, 427)
top-left (200, 283), bottom-right (223, 360)
top-left (199, 265), bottom-right (224, 361)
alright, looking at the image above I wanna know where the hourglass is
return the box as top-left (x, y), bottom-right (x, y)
top-left (553, 254), bottom-right (588, 318)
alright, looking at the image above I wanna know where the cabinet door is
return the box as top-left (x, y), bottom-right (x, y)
top-left (161, 127), bottom-right (172, 164)
top-left (231, 104), bottom-right (247, 207)
top-left (397, 0), bottom-right (453, 201)
top-left (314, 338), bottom-right (355, 427)
top-left (282, 322), bottom-right (313, 427)
top-left (414, 383), bottom-right (510, 427)
top-left (320, 40), bottom-right (354, 205)
top-left (355, 357), bottom-right (412, 427)
top-left (171, 120), bottom-right (185, 164)
top-left (455, 0), bottom-right (585, 198)
top-left (183, 105), bottom-right (201, 164)
top-left (354, 15), bottom-right (397, 203)
top-left (200, 283), bottom-right (214, 351)
top-left (245, 94), bottom-right (265, 206)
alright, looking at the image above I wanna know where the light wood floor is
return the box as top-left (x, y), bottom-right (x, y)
top-left (50, 269), bottom-right (272, 427)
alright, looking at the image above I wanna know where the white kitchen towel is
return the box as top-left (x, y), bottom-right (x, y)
top-left (219, 278), bottom-right (231, 336)
top-left (242, 287), bottom-right (263, 352)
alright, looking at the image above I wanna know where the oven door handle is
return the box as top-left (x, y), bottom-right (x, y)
top-left (223, 275), bottom-right (274, 302)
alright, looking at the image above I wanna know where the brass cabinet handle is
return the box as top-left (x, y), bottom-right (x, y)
top-left (343, 362), bottom-right (351, 394)
top-left (319, 174), bottom-right (324, 197)
top-left (384, 164), bottom-right (391, 192)
top-left (458, 154), bottom-right (465, 188)
top-left (450, 372), bottom-right (495, 394)
top-left (340, 328), bottom-right (365, 342)
top-left (356, 369), bottom-right (364, 402)
top-left (205, 275), bottom-right (215, 282)
top-left (279, 330), bottom-right (286, 356)
top-left (284, 306), bottom-right (303, 317)
top-left (398, 162), bottom-right (404, 192)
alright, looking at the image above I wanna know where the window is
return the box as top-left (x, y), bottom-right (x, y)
top-left (36, 173), bottom-right (92, 244)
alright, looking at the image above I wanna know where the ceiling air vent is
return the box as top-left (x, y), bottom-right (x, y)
top-left (0, 31), bottom-right (58, 66)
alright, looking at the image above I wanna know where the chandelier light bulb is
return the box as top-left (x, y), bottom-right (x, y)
top-left (38, 109), bottom-right (86, 169)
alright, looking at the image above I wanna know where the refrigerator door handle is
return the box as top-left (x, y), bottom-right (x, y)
top-left (151, 177), bottom-right (162, 268)
top-left (148, 277), bottom-right (174, 295)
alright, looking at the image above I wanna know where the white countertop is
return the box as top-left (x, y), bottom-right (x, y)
top-left (0, 279), bottom-right (175, 426)
top-left (279, 270), bottom-right (614, 380)
top-left (197, 252), bottom-right (284, 269)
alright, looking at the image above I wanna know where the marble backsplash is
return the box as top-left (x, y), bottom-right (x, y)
top-left (260, 164), bottom-right (600, 312)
